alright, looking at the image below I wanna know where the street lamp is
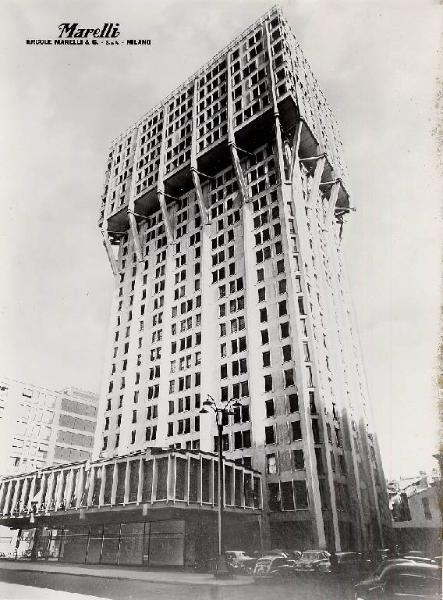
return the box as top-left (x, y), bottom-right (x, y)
top-left (200, 394), bottom-right (241, 579)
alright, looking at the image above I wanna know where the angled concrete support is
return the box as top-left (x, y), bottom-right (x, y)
top-left (158, 192), bottom-right (174, 242)
top-left (325, 181), bottom-right (340, 231)
top-left (283, 140), bottom-right (292, 177)
top-left (229, 143), bottom-right (250, 204)
top-left (128, 125), bottom-right (144, 262)
top-left (157, 113), bottom-right (174, 244)
top-left (191, 80), bottom-right (210, 223)
top-left (101, 226), bottom-right (118, 276)
top-left (289, 120), bottom-right (303, 182)
top-left (307, 156), bottom-right (326, 208)
top-left (100, 147), bottom-right (120, 275)
top-left (226, 55), bottom-right (250, 205)
top-left (191, 170), bottom-right (209, 222)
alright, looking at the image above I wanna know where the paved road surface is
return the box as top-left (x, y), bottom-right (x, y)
top-left (0, 581), bottom-right (104, 599)
top-left (0, 570), bottom-right (355, 600)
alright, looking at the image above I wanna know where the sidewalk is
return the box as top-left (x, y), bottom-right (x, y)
top-left (0, 559), bottom-right (253, 587)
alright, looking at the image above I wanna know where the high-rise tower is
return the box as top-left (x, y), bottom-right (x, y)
top-left (95, 6), bottom-right (391, 551)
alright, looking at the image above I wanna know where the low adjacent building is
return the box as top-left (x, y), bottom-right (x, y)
top-left (389, 472), bottom-right (441, 556)
top-left (0, 448), bottom-right (262, 566)
top-left (0, 377), bottom-right (98, 476)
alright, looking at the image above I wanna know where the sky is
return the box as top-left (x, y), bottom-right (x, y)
top-left (0, 0), bottom-right (441, 480)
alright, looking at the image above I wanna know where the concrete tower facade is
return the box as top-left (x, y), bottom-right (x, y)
top-left (94, 6), bottom-right (391, 552)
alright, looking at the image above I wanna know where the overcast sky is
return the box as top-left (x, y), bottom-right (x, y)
top-left (0, 0), bottom-right (441, 480)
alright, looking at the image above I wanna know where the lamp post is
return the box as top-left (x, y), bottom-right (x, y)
top-left (200, 394), bottom-right (241, 579)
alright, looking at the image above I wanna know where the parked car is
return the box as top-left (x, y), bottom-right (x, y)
top-left (287, 550), bottom-right (302, 561)
top-left (266, 548), bottom-right (293, 558)
top-left (404, 550), bottom-right (426, 558)
top-left (295, 549), bottom-right (330, 571)
top-left (253, 555), bottom-right (298, 579)
top-left (372, 558), bottom-right (419, 572)
top-left (225, 550), bottom-right (256, 573)
top-left (312, 551), bottom-right (371, 577)
top-left (354, 562), bottom-right (441, 599)
top-left (401, 556), bottom-right (436, 565)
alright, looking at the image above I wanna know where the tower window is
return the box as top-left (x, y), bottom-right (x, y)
top-left (291, 420), bottom-right (302, 441)
top-left (278, 300), bottom-right (287, 317)
top-left (265, 399), bottom-right (274, 418)
top-left (284, 369), bottom-right (294, 387)
top-left (288, 393), bottom-right (299, 413)
top-left (262, 351), bottom-right (271, 367)
top-left (292, 449), bottom-right (304, 470)
top-left (280, 322), bottom-right (289, 338)
top-left (266, 454), bottom-right (277, 474)
top-left (265, 425), bottom-right (275, 445)
top-left (282, 345), bottom-right (292, 362)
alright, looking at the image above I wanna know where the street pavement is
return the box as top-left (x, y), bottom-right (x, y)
top-left (0, 560), bottom-right (249, 587)
top-left (0, 568), bottom-right (356, 600)
top-left (0, 581), bottom-right (105, 600)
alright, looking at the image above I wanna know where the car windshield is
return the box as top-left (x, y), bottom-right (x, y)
top-left (272, 558), bottom-right (287, 567)
top-left (302, 551), bottom-right (322, 560)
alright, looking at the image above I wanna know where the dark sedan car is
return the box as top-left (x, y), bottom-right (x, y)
top-left (312, 551), bottom-right (371, 577)
top-left (253, 555), bottom-right (298, 579)
top-left (354, 562), bottom-right (441, 599)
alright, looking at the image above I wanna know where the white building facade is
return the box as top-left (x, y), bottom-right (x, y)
top-left (0, 377), bottom-right (98, 476)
